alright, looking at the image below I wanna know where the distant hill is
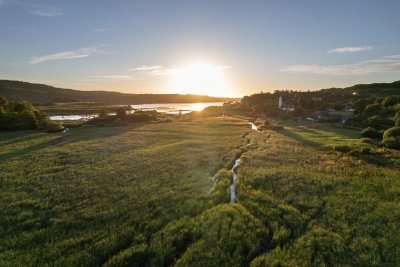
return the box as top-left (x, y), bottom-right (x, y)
top-left (0, 80), bottom-right (237, 104)
top-left (342, 80), bottom-right (400, 97)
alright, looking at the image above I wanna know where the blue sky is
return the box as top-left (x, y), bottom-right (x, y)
top-left (1, 0), bottom-right (400, 96)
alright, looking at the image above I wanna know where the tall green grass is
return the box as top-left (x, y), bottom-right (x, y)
top-left (0, 117), bottom-right (248, 266)
top-left (236, 122), bottom-right (400, 266)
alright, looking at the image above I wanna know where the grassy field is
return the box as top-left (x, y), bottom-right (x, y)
top-left (237, 121), bottom-right (400, 266)
top-left (0, 116), bottom-right (249, 266)
top-left (1, 117), bottom-right (400, 266)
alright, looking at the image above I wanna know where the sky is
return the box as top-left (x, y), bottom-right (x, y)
top-left (1, 0), bottom-right (400, 97)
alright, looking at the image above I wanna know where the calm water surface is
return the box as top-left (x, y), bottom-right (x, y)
top-left (50, 102), bottom-right (224, 120)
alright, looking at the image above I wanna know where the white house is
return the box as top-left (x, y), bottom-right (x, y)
top-left (278, 96), bottom-right (295, 112)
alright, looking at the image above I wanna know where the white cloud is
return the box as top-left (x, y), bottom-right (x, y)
top-left (29, 46), bottom-right (106, 64)
top-left (131, 65), bottom-right (163, 71)
top-left (328, 46), bottom-right (372, 54)
top-left (281, 55), bottom-right (400, 75)
top-left (130, 65), bottom-right (174, 75)
top-left (130, 64), bottom-right (230, 76)
top-left (90, 75), bottom-right (136, 80)
top-left (29, 9), bottom-right (62, 17)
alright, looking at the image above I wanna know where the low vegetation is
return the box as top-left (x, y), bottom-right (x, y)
top-left (238, 122), bottom-right (400, 266)
top-left (0, 96), bottom-right (63, 132)
top-left (0, 116), bottom-right (251, 266)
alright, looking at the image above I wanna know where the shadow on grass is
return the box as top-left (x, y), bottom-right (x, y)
top-left (277, 129), bottom-right (321, 148)
top-left (295, 123), bottom-right (360, 139)
top-left (0, 131), bottom-right (44, 146)
top-left (0, 124), bottom-right (146, 163)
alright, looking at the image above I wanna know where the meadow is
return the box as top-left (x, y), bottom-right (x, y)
top-left (1, 116), bottom-right (400, 266)
top-left (238, 121), bottom-right (400, 266)
top-left (0, 116), bottom-right (249, 266)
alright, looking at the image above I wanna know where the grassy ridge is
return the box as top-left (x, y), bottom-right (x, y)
top-left (0, 117), bottom-right (249, 266)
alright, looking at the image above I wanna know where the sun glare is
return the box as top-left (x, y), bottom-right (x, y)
top-left (168, 62), bottom-right (232, 97)
top-left (191, 103), bottom-right (206, 111)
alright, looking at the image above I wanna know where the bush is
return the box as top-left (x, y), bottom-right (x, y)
top-left (99, 110), bottom-right (108, 118)
top-left (263, 120), bottom-right (271, 126)
top-left (349, 148), bottom-right (371, 156)
top-left (360, 138), bottom-right (374, 144)
top-left (45, 121), bottom-right (64, 132)
top-left (159, 118), bottom-right (173, 123)
top-left (360, 127), bottom-right (382, 139)
top-left (116, 108), bottom-right (127, 118)
top-left (123, 113), bottom-right (154, 123)
top-left (365, 115), bottom-right (394, 130)
top-left (112, 118), bottom-right (127, 126)
top-left (394, 111), bottom-right (400, 127)
top-left (382, 127), bottom-right (400, 149)
top-left (332, 145), bottom-right (352, 153)
top-left (270, 124), bottom-right (284, 130)
top-left (0, 97), bottom-right (51, 131)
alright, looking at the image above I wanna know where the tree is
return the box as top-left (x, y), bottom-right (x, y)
top-left (361, 127), bottom-right (381, 139)
top-left (116, 108), bottom-right (127, 118)
top-left (99, 110), bottom-right (108, 118)
top-left (366, 115), bottom-right (394, 130)
top-left (394, 111), bottom-right (400, 127)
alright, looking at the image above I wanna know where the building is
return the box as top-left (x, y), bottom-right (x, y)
top-left (278, 96), bottom-right (295, 112)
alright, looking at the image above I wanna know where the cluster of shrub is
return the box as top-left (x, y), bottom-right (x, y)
top-left (257, 119), bottom-right (284, 131)
top-left (87, 108), bottom-right (163, 127)
top-left (241, 89), bottom-right (400, 149)
top-left (0, 97), bottom-right (64, 132)
top-left (347, 95), bottom-right (400, 149)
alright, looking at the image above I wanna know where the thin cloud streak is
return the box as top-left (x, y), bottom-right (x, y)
top-left (130, 65), bottom-right (174, 75)
top-left (131, 65), bottom-right (163, 71)
top-left (29, 9), bottom-right (62, 17)
top-left (281, 55), bottom-right (400, 75)
top-left (328, 46), bottom-right (372, 54)
top-left (130, 64), bottom-right (230, 76)
top-left (10, 26), bottom-right (36, 33)
top-left (29, 46), bottom-right (106, 64)
top-left (90, 75), bottom-right (136, 80)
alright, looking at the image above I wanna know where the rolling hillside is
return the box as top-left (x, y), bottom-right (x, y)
top-left (0, 80), bottom-right (237, 104)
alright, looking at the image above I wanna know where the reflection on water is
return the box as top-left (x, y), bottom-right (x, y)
top-left (250, 122), bottom-right (259, 131)
top-left (130, 102), bottom-right (223, 114)
top-left (49, 102), bottom-right (223, 120)
top-left (50, 115), bottom-right (98, 121)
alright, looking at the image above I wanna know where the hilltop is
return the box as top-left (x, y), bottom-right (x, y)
top-left (0, 80), bottom-right (237, 104)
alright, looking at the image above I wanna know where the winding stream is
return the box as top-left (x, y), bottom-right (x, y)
top-left (229, 122), bottom-right (259, 203)
top-left (250, 122), bottom-right (259, 131)
top-left (229, 159), bottom-right (241, 203)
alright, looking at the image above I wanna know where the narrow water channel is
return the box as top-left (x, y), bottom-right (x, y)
top-left (229, 158), bottom-right (241, 203)
top-left (230, 122), bottom-right (259, 203)
top-left (250, 122), bottom-right (259, 131)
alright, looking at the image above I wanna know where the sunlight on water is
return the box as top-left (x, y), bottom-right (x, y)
top-left (130, 102), bottom-right (223, 114)
top-left (191, 103), bottom-right (206, 111)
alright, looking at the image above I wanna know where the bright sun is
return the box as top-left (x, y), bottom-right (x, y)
top-left (168, 62), bottom-right (232, 97)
